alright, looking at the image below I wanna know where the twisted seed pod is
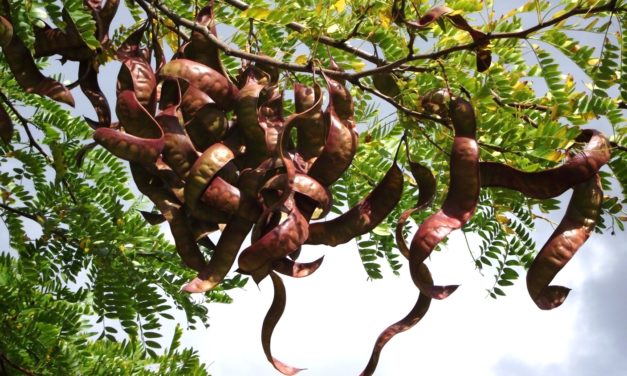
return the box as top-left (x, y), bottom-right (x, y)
top-left (262, 173), bottom-right (331, 220)
top-left (527, 174), bottom-right (603, 309)
top-left (409, 96), bottom-right (479, 299)
top-left (306, 163), bottom-right (404, 246)
top-left (0, 16), bottom-right (74, 106)
top-left (235, 72), bottom-right (268, 166)
top-left (262, 272), bottom-right (304, 375)
top-left (272, 256), bottom-right (325, 278)
top-left (480, 129), bottom-right (610, 199)
top-left (200, 176), bottom-right (240, 215)
top-left (131, 164), bottom-right (207, 271)
top-left (184, 143), bottom-right (235, 222)
top-left (116, 90), bottom-right (162, 139)
top-left (159, 59), bottom-right (237, 110)
top-left (79, 61), bottom-right (111, 128)
top-left (294, 83), bottom-right (325, 163)
top-left (93, 127), bottom-right (163, 165)
top-left (157, 106), bottom-right (199, 179)
top-left (33, 22), bottom-right (94, 61)
top-left (0, 103), bottom-right (13, 144)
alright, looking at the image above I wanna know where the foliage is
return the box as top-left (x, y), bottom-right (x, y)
top-left (0, 0), bottom-right (625, 374)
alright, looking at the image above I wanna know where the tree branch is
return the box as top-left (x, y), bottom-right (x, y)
top-left (0, 353), bottom-right (36, 376)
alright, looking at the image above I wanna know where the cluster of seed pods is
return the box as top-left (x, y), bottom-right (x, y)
top-left (0, 3), bottom-right (613, 374)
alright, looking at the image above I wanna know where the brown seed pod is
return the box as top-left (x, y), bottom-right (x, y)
top-left (307, 162), bottom-right (404, 246)
top-left (116, 90), bottom-right (162, 139)
top-left (409, 96), bottom-right (479, 299)
top-left (130, 163), bottom-right (207, 271)
top-left (262, 272), bottom-right (304, 376)
top-left (0, 103), bottom-right (13, 144)
top-left (93, 127), bottom-right (163, 165)
top-left (237, 196), bottom-right (309, 282)
top-left (262, 173), bottom-right (332, 220)
top-left (0, 16), bottom-right (74, 106)
top-left (272, 256), bottom-right (324, 278)
top-left (294, 83), bottom-right (325, 163)
top-left (157, 106), bottom-right (199, 179)
top-left (527, 174), bottom-right (603, 310)
top-left (200, 176), bottom-right (241, 215)
top-left (372, 72), bottom-right (401, 98)
top-left (33, 22), bottom-right (94, 61)
top-left (480, 129), bottom-right (611, 199)
top-left (159, 59), bottom-right (238, 110)
top-left (360, 262), bottom-right (433, 376)
top-left (307, 106), bottom-right (358, 187)
top-left (184, 143), bottom-right (235, 222)
top-left (421, 88), bottom-right (451, 118)
top-left (79, 61), bottom-right (111, 128)
top-left (235, 72), bottom-right (268, 166)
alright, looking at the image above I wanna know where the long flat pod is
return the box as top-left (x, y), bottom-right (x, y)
top-left (526, 174), bottom-right (603, 310)
top-left (79, 61), bottom-right (111, 128)
top-left (307, 106), bottom-right (357, 187)
top-left (480, 129), bottom-right (610, 199)
top-left (237, 197), bottom-right (309, 280)
top-left (307, 162), bottom-right (403, 246)
top-left (0, 16), bottom-right (74, 106)
top-left (262, 272), bottom-right (304, 375)
top-left (93, 127), bottom-right (163, 165)
top-left (409, 96), bottom-right (479, 299)
top-left (159, 59), bottom-right (237, 110)
top-left (116, 90), bottom-right (162, 139)
top-left (272, 256), bottom-right (324, 278)
top-left (360, 262), bottom-right (433, 376)
top-left (0, 102), bottom-right (13, 144)
top-left (157, 106), bottom-right (199, 179)
top-left (235, 73), bottom-right (268, 166)
top-left (294, 83), bottom-right (325, 162)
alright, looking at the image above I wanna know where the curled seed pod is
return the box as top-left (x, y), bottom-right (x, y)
top-left (117, 57), bottom-right (157, 113)
top-left (182, 216), bottom-right (253, 293)
top-left (181, 85), bottom-right (213, 119)
top-left (409, 161), bottom-right (437, 210)
top-left (421, 88), bottom-right (451, 118)
top-left (33, 23), bottom-right (94, 61)
top-left (411, 5), bottom-right (453, 28)
top-left (181, 2), bottom-right (231, 80)
top-left (259, 85), bottom-right (285, 156)
top-left (130, 163), bottom-right (207, 271)
top-left (527, 174), bottom-right (603, 310)
top-left (185, 104), bottom-right (228, 151)
top-left (294, 83), bottom-right (325, 163)
top-left (93, 127), bottom-right (163, 165)
top-left (480, 129), bottom-right (610, 199)
top-left (184, 143), bottom-right (235, 222)
top-left (140, 211), bottom-right (166, 225)
top-left (238, 197), bottom-right (309, 281)
top-left (307, 162), bottom-right (404, 246)
top-left (409, 96), bottom-right (479, 299)
top-left (97, 0), bottom-right (120, 42)
top-left (0, 103), bottom-right (13, 144)
top-left (116, 90), bottom-right (162, 139)
top-left (323, 70), bottom-right (355, 128)
top-left (360, 262), bottom-right (432, 376)
top-left (157, 106), bottom-right (199, 179)
top-left (262, 173), bottom-right (331, 220)
top-left (262, 272), bottom-right (304, 376)
top-left (200, 176), bottom-right (240, 215)
top-left (235, 73), bottom-right (268, 166)
top-left (79, 61), bottom-right (111, 128)
top-left (272, 256), bottom-right (324, 278)
top-left (0, 16), bottom-right (74, 106)
top-left (307, 106), bottom-right (358, 187)
top-left (159, 59), bottom-right (238, 110)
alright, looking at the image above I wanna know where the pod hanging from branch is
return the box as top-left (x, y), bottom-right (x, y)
top-left (307, 162), bottom-right (404, 246)
top-left (409, 96), bottom-right (479, 299)
top-left (527, 174), bottom-right (603, 310)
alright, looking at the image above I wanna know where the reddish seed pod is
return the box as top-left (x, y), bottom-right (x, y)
top-left (0, 16), bottom-right (74, 106)
top-left (480, 129), bottom-right (610, 199)
top-left (262, 272), bottom-right (304, 376)
top-left (272, 256), bottom-right (325, 278)
top-left (0, 103), bottom-right (13, 144)
top-left (409, 96), bottom-right (479, 299)
top-left (93, 127), bottom-right (163, 165)
top-left (307, 163), bottom-right (404, 246)
top-left (527, 174), bottom-right (603, 310)
top-left (79, 61), bottom-right (111, 128)
top-left (116, 90), bottom-right (162, 139)
top-left (159, 59), bottom-right (238, 110)
top-left (294, 83), bottom-right (325, 163)
top-left (157, 106), bottom-right (199, 179)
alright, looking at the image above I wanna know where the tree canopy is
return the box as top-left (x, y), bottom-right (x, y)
top-left (0, 0), bottom-right (625, 375)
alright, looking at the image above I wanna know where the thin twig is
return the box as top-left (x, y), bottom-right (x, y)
top-left (0, 202), bottom-right (40, 222)
top-left (0, 353), bottom-right (36, 376)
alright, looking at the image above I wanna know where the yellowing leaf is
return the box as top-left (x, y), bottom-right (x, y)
top-left (351, 61), bottom-right (366, 72)
top-left (242, 7), bottom-right (271, 20)
top-left (334, 0), bottom-right (346, 13)
top-left (295, 54), bottom-right (308, 65)
top-left (587, 58), bottom-right (600, 66)
top-left (379, 10), bottom-right (391, 29)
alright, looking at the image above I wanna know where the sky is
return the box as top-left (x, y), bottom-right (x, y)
top-left (1, 1), bottom-right (626, 376)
